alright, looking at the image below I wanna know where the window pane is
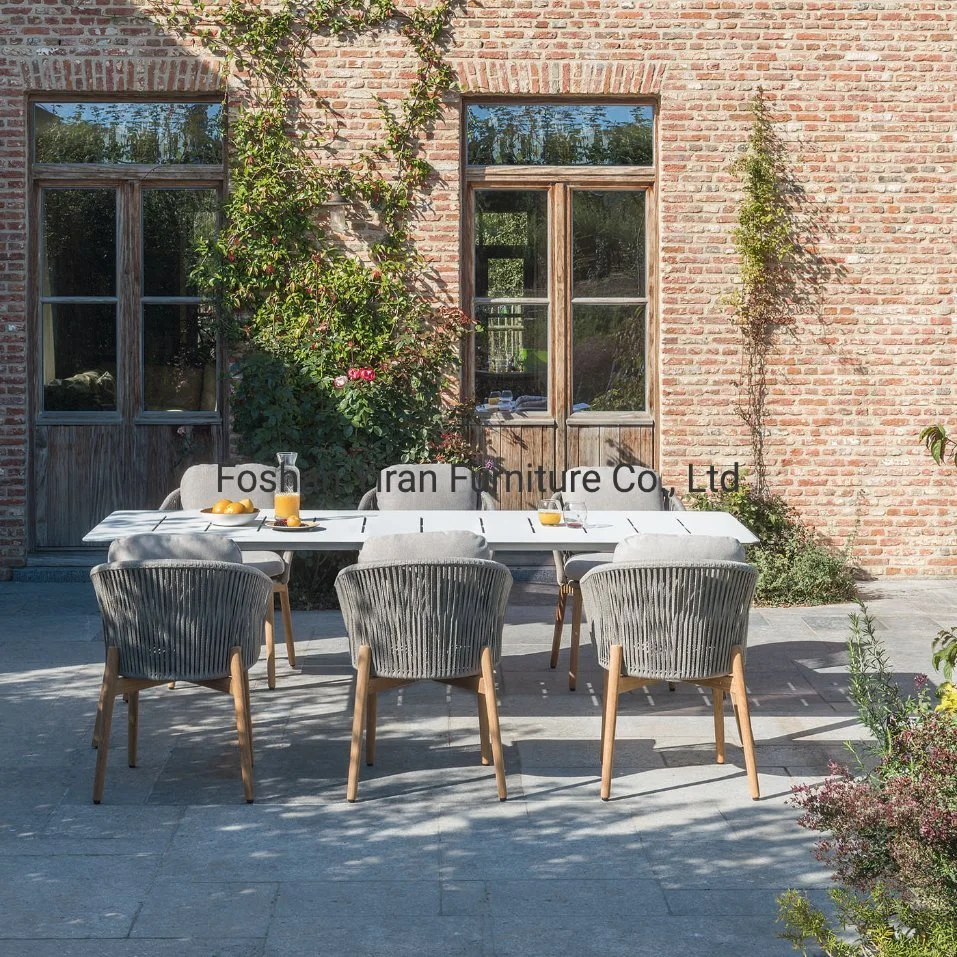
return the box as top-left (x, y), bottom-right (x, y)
top-left (43, 188), bottom-right (116, 297)
top-left (474, 191), bottom-right (547, 299)
top-left (467, 103), bottom-right (654, 166)
top-left (475, 304), bottom-right (548, 409)
top-left (143, 189), bottom-right (218, 296)
top-left (42, 303), bottom-right (117, 411)
top-left (144, 304), bottom-right (217, 412)
top-left (572, 304), bottom-right (645, 411)
top-left (573, 191), bottom-right (646, 299)
top-left (34, 102), bottom-right (224, 165)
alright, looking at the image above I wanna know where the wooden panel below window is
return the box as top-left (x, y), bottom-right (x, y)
top-left (565, 422), bottom-right (655, 472)
top-left (474, 421), bottom-right (559, 508)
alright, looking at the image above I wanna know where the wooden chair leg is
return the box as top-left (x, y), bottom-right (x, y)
top-left (278, 584), bottom-right (296, 668)
top-left (229, 648), bottom-right (255, 803)
top-left (600, 644), bottom-right (623, 801)
top-left (265, 598), bottom-right (277, 690)
top-left (92, 657), bottom-right (113, 749)
top-left (480, 646), bottom-right (507, 801)
top-left (713, 687), bottom-right (725, 765)
top-left (92, 648), bottom-right (119, 804)
top-left (347, 645), bottom-right (371, 802)
top-left (550, 584), bottom-right (568, 669)
top-left (127, 690), bottom-right (139, 768)
top-left (569, 584), bottom-right (583, 691)
top-left (477, 691), bottom-right (491, 766)
top-left (242, 668), bottom-right (254, 767)
top-left (730, 647), bottom-right (759, 800)
top-left (365, 691), bottom-right (377, 767)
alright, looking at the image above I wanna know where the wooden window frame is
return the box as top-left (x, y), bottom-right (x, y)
top-left (461, 100), bottom-right (658, 431)
top-left (27, 95), bottom-right (226, 427)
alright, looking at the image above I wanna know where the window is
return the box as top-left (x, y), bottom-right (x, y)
top-left (466, 101), bottom-right (655, 420)
top-left (32, 100), bottom-right (223, 418)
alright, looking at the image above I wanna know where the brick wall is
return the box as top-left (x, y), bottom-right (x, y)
top-left (0, 1), bottom-right (953, 574)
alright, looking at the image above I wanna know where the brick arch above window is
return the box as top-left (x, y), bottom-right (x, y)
top-left (18, 56), bottom-right (226, 94)
top-left (453, 59), bottom-right (666, 97)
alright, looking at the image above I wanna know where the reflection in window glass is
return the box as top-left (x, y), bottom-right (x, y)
top-left (572, 304), bottom-right (645, 411)
top-left (143, 189), bottom-right (218, 297)
top-left (34, 102), bottom-right (223, 165)
top-left (474, 191), bottom-right (548, 299)
top-left (42, 303), bottom-right (117, 412)
top-left (475, 304), bottom-right (548, 410)
top-left (144, 304), bottom-right (217, 412)
top-left (43, 188), bottom-right (116, 297)
top-left (573, 191), bottom-right (646, 299)
top-left (467, 103), bottom-right (654, 166)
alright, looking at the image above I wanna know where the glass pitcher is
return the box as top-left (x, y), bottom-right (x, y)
top-left (274, 452), bottom-right (301, 520)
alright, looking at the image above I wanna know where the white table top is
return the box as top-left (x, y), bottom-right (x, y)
top-left (83, 509), bottom-right (758, 552)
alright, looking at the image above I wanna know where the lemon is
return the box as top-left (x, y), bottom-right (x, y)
top-left (239, 498), bottom-right (256, 513)
top-left (224, 502), bottom-right (246, 514)
top-left (286, 515), bottom-right (302, 527)
top-left (211, 499), bottom-right (232, 514)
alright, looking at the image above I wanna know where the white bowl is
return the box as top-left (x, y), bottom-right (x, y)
top-left (201, 507), bottom-right (260, 527)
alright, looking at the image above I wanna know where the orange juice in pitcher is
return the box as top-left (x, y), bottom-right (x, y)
top-left (274, 452), bottom-right (301, 519)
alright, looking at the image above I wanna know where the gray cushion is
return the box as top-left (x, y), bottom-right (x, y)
top-left (374, 464), bottom-right (479, 511)
top-left (179, 463), bottom-right (279, 510)
top-left (560, 466), bottom-right (666, 511)
top-left (109, 533), bottom-right (242, 564)
top-left (242, 550), bottom-right (286, 579)
top-left (563, 552), bottom-right (613, 583)
top-left (613, 533), bottom-right (746, 564)
top-left (359, 530), bottom-right (491, 564)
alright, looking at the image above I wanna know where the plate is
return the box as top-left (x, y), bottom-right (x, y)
top-left (265, 520), bottom-right (323, 532)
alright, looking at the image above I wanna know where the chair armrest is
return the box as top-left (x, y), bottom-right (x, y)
top-left (158, 488), bottom-right (182, 511)
top-left (479, 490), bottom-right (497, 511)
top-left (665, 487), bottom-right (685, 511)
top-left (357, 488), bottom-right (377, 511)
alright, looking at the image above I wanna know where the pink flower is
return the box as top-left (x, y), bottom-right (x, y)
top-left (347, 368), bottom-right (362, 380)
top-left (333, 375), bottom-right (348, 389)
top-left (360, 368), bottom-right (375, 382)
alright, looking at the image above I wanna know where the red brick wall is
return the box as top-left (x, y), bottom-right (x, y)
top-left (1, 1), bottom-right (954, 574)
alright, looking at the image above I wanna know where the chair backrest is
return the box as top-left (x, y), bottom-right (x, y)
top-left (108, 533), bottom-right (242, 564)
top-left (371, 463), bottom-right (481, 511)
top-left (178, 463), bottom-right (279, 510)
top-left (557, 466), bottom-right (670, 511)
top-left (358, 530), bottom-right (491, 564)
top-left (90, 560), bottom-right (273, 682)
top-left (335, 559), bottom-right (512, 680)
top-left (613, 533), bottom-right (745, 564)
top-left (579, 561), bottom-right (757, 682)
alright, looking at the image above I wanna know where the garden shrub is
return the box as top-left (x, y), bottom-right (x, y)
top-left (688, 485), bottom-right (856, 605)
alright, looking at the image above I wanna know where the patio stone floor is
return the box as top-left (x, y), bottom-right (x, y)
top-left (1, 576), bottom-right (955, 956)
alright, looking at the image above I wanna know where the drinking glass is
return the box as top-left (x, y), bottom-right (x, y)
top-left (537, 499), bottom-right (562, 527)
top-left (562, 500), bottom-right (588, 529)
top-left (488, 391), bottom-right (501, 407)
top-left (274, 451), bottom-right (301, 520)
top-left (500, 389), bottom-right (513, 407)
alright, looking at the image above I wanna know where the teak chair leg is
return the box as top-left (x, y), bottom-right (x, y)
top-left (600, 644), bottom-right (623, 801)
top-left (347, 645), bottom-right (371, 802)
top-left (92, 648), bottom-right (120, 804)
top-left (229, 648), bottom-right (255, 803)
top-left (478, 691), bottom-right (491, 766)
top-left (265, 599), bottom-right (277, 690)
top-left (365, 692), bottom-right (377, 767)
top-left (480, 647), bottom-right (507, 801)
top-left (550, 584), bottom-right (568, 670)
top-left (730, 647), bottom-right (760, 800)
top-left (713, 688), bottom-right (726, 765)
top-left (127, 690), bottom-right (139, 768)
top-left (92, 660), bottom-right (112, 749)
top-left (278, 584), bottom-right (296, 669)
top-left (242, 668), bottom-right (254, 766)
top-left (569, 585), bottom-right (583, 691)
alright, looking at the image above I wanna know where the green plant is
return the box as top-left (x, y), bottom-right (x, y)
top-left (919, 425), bottom-right (957, 468)
top-left (688, 484), bottom-right (856, 605)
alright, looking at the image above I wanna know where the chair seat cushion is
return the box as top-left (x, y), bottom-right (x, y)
top-left (359, 530), bottom-right (491, 564)
top-left (563, 552), bottom-right (613, 582)
top-left (613, 533), bottom-right (746, 564)
top-left (109, 533), bottom-right (242, 564)
top-left (242, 550), bottom-right (286, 578)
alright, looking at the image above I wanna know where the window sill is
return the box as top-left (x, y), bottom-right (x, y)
top-left (566, 412), bottom-right (655, 427)
top-left (135, 412), bottom-right (221, 425)
top-left (37, 412), bottom-right (122, 425)
top-left (475, 411), bottom-right (557, 427)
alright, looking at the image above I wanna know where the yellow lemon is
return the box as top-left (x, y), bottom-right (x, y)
top-left (211, 499), bottom-right (232, 514)
top-left (239, 498), bottom-right (256, 513)
top-left (224, 502), bottom-right (246, 514)
top-left (286, 515), bottom-right (302, 527)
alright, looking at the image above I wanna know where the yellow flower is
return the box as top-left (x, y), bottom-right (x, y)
top-left (936, 681), bottom-right (957, 713)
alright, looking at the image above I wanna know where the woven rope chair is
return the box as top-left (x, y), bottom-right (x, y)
top-left (550, 466), bottom-right (683, 690)
top-left (160, 463), bottom-right (296, 689)
top-left (357, 463), bottom-right (496, 511)
top-left (335, 559), bottom-right (512, 802)
top-left (579, 560), bottom-right (760, 801)
top-left (90, 558), bottom-right (273, 804)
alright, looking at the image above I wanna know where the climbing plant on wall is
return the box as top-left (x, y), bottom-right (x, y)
top-left (145, 0), bottom-right (474, 508)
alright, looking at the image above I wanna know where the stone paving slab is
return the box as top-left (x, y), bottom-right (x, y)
top-left (0, 577), bottom-right (952, 954)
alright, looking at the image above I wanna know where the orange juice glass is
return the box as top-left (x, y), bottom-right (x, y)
top-left (274, 492), bottom-right (300, 520)
top-left (537, 500), bottom-right (562, 526)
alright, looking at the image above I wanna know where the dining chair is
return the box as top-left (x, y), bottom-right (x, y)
top-left (160, 463), bottom-right (295, 689)
top-left (578, 533), bottom-right (760, 801)
top-left (335, 530), bottom-right (512, 802)
top-left (550, 466), bottom-right (683, 690)
top-left (89, 533), bottom-right (273, 804)
top-left (356, 463), bottom-right (496, 510)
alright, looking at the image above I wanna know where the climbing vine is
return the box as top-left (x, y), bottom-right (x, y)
top-left (144, 0), bottom-right (474, 507)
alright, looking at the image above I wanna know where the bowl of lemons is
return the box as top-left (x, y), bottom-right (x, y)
top-left (201, 498), bottom-right (260, 526)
